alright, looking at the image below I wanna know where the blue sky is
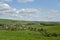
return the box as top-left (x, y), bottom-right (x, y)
top-left (0, 0), bottom-right (60, 21)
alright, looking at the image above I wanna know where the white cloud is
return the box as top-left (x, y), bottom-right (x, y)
top-left (1, 0), bottom-right (12, 2)
top-left (42, 9), bottom-right (60, 20)
top-left (17, 8), bottom-right (40, 14)
top-left (15, 8), bottom-right (40, 20)
top-left (1, 0), bottom-right (34, 3)
top-left (0, 2), bottom-right (12, 8)
top-left (0, 2), bottom-right (40, 20)
top-left (0, 2), bottom-right (17, 16)
top-left (1, 2), bottom-right (60, 21)
top-left (18, 0), bottom-right (34, 3)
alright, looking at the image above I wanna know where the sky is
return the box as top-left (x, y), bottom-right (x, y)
top-left (0, 0), bottom-right (60, 21)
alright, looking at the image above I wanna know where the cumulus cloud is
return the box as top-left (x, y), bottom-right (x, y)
top-left (41, 9), bottom-right (60, 21)
top-left (0, 2), bottom-right (60, 21)
top-left (45, 10), bottom-right (59, 19)
top-left (17, 8), bottom-right (40, 14)
top-left (1, 0), bottom-right (12, 2)
top-left (18, 0), bottom-right (34, 3)
top-left (0, 2), bottom-right (40, 20)
top-left (1, 0), bottom-right (34, 3)
top-left (0, 2), bottom-right (17, 16)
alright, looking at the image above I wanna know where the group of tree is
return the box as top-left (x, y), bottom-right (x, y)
top-left (0, 24), bottom-right (60, 37)
top-left (28, 27), bottom-right (60, 37)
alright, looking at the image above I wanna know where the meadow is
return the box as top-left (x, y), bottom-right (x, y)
top-left (0, 19), bottom-right (60, 40)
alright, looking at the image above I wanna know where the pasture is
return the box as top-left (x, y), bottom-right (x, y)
top-left (0, 19), bottom-right (60, 40)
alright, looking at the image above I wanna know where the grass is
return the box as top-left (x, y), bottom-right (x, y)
top-left (0, 30), bottom-right (60, 40)
top-left (41, 26), bottom-right (60, 33)
top-left (0, 19), bottom-right (60, 40)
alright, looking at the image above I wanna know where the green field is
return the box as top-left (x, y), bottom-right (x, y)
top-left (0, 19), bottom-right (60, 40)
top-left (0, 30), bottom-right (60, 40)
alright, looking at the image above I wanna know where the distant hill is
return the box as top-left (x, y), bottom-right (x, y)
top-left (0, 19), bottom-right (60, 26)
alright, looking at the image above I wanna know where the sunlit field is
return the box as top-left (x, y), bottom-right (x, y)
top-left (0, 19), bottom-right (60, 40)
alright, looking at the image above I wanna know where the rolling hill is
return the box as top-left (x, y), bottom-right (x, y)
top-left (0, 19), bottom-right (60, 40)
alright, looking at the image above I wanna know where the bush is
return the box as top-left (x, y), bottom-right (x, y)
top-left (51, 33), bottom-right (57, 37)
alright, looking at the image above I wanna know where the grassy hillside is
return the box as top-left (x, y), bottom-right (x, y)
top-left (0, 30), bottom-right (60, 40)
top-left (0, 19), bottom-right (60, 40)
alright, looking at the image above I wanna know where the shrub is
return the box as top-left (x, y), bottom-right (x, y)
top-left (51, 33), bottom-right (57, 37)
top-left (37, 28), bottom-right (44, 32)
